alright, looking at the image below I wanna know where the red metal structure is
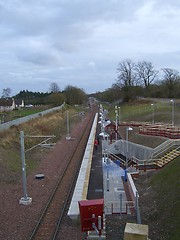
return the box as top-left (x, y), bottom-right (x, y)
top-left (78, 199), bottom-right (104, 234)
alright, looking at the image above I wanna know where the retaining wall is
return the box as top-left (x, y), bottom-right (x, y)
top-left (108, 140), bottom-right (153, 160)
top-left (127, 172), bottom-right (139, 203)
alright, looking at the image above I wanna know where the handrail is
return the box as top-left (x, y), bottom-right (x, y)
top-left (108, 139), bottom-right (180, 167)
top-left (105, 200), bottom-right (135, 215)
top-left (151, 139), bottom-right (173, 158)
top-left (132, 144), bottom-right (180, 165)
top-left (151, 139), bottom-right (180, 159)
top-left (153, 139), bottom-right (172, 152)
top-left (173, 139), bottom-right (180, 146)
top-left (107, 151), bottom-right (126, 165)
top-left (132, 156), bottom-right (156, 165)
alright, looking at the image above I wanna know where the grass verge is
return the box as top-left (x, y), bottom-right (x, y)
top-left (0, 105), bottom-right (88, 184)
top-left (150, 158), bottom-right (180, 239)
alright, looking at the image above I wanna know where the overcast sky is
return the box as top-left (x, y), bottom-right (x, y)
top-left (1, 0), bottom-right (180, 95)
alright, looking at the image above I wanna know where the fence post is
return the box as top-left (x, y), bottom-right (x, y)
top-left (107, 168), bottom-right (109, 191)
top-left (119, 193), bottom-right (122, 218)
top-left (136, 191), bottom-right (141, 224)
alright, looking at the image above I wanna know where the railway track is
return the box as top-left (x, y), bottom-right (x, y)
top-left (29, 111), bottom-right (96, 240)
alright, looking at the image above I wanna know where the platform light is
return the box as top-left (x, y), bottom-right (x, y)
top-left (118, 107), bottom-right (121, 124)
top-left (170, 99), bottom-right (174, 126)
top-left (151, 104), bottom-right (154, 124)
top-left (115, 105), bottom-right (118, 141)
top-left (125, 127), bottom-right (133, 181)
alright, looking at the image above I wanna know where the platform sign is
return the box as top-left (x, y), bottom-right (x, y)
top-left (78, 199), bottom-right (104, 232)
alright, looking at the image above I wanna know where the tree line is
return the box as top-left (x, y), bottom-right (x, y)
top-left (93, 59), bottom-right (180, 103)
top-left (2, 59), bottom-right (180, 106)
top-left (1, 84), bottom-right (87, 107)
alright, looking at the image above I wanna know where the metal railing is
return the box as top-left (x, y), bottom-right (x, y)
top-left (105, 200), bottom-right (134, 215)
top-left (132, 139), bottom-right (180, 166)
top-left (107, 151), bottom-right (126, 166)
top-left (105, 198), bottom-right (141, 224)
top-left (151, 139), bottom-right (174, 159)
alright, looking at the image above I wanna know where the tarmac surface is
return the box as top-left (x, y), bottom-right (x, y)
top-left (87, 124), bottom-right (130, 215)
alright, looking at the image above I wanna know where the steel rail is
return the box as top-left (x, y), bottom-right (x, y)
top-left (29, 111), bottom-right (95, 240)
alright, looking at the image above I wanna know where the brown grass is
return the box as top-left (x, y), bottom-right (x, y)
top-left (0, 107), bottom-right (84, 184)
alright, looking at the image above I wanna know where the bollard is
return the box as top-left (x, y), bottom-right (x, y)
top-left (119, 193), bottom-right (122, 217)
top-left (107, 178), bottom-right (109, 191)
top-left (124, 168), bottom-right (127, 182)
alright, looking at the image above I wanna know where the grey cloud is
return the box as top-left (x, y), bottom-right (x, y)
top-left (0, 0), bottom-right (180, 95)
top-left (17, 48), bottom-right (62, 66)
top-left (0, 0), bottom-right (144, 37)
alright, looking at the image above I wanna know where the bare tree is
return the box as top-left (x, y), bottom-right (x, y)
top-left (135, 61), bottom-right (158, 88)
top-left (2, 87), bottom-right (11, 98)
top-left (117, 59), bottom-right (136, 88)
top-left (116, 59), bottom-right (138, 101)
top-left (49, 82), bottom-right (60, 93)
top-left (161, 68), bottom-right (179, 98)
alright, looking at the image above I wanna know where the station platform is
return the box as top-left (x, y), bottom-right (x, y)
top-left (87, 138), bottom-right (130, 215)
top-left (67, 113), bottom-right (98, 219)
top-left (102, 158), bottom-right (130, 215)
top-left (68, 113), bottom-right (135, 220)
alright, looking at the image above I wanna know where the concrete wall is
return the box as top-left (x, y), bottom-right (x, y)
top-left (107, 140), bottom-right (153, 160)
top-left (127, 172), bottom-right (139, 203)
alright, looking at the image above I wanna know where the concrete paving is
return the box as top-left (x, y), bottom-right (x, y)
top-left (102, 157), bottom-right (130, 215)
top-left (87, 122), bottom-right (131, 215)
top-left (68, 112), bottom-right (133, 221)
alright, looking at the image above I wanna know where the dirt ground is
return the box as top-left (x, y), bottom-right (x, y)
top-left (0, 111), bottom-right (93, 240)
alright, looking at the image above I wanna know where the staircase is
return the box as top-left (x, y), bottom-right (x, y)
top-left (106, 139), bottom-right (180, 170)
top-left (153, 147), bottom-right (180, 168)
top-left (108, 152), bottom-right (127, 168)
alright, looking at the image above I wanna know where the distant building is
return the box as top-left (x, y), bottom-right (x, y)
top-left (0, 98), bottom-right (25, 112)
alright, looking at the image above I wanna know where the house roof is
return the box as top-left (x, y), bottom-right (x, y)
top-left (0, 98), bottom-right (23, 107)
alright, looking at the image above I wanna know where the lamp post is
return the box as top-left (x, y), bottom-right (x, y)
top-left (125, 127), bottom-right (133, 181)
top-left (115, 106), bottom-right (118, 141)
top-left (170, 99), bottom-right (174, 126)
top-left (66, 111), bottom-right (71, 140)
top-left (151, 104), bottom-right (154, 124)
top-left (118, 107), bottom-right (121, 124)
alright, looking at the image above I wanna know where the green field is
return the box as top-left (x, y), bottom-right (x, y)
top-left (0, 106), bottom-right (49, 123)
top-left (105, 99), bottom-right (180, 126)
